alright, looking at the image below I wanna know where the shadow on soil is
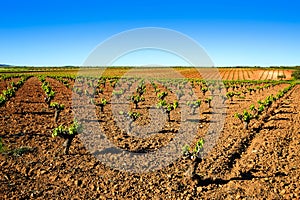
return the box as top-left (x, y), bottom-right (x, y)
top-left (269, 117), bottom-right (290, 121)
top-left (275, 110), bottom-right (293, 114)
top-left (81, 119), bottom-right (104, 123)
top-left (13, 111), bottom-right (53, 115)
top-left (195, 171), bottom-right (288, 187)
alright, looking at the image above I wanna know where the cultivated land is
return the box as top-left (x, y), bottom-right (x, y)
top-left (0, 67), bottom-right (299, 199)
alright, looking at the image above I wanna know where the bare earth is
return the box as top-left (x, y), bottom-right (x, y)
top-left (0, 75), bottom-right (299, 199)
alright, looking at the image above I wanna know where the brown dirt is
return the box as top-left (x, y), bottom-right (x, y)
top-left (0, 78), bottom-right (21, 92)
top-left (218, 68), bottom-right (293, 81)
top-left (0, 77), bottom-right (299, 199)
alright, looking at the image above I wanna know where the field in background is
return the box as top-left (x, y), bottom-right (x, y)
top-left (175, 67), bottom-right (293, 80)
top-left (0, 67), bottom-right (295, 80)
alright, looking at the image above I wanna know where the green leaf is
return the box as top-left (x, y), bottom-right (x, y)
top-left (182, 144), bottom-right (190, 156)
top-left (193, 138), bottom-right (204, 155)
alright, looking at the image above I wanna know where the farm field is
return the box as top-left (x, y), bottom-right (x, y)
top-left (176, 67), bottom-right (293, 80)
top-left (0, 66), bottom-right (294, 80)
top-left (0, 67), bottom-right (299, 199)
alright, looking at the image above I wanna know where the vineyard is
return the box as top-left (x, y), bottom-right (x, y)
top-left (0, 66), bottom-right (294, 81)
top-left (177, 67), bottom-right (293, 80)
top-left (0, 67), bottom-right (299, 199)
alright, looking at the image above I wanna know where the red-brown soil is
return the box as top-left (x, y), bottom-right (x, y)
top-left (0, 77), bottom-right (299, 199)
top-left (217, 68), bottom-right (293, 81)
top-left (0, 78), bottom-right (21, 93)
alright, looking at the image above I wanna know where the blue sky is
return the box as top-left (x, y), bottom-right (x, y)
top-left (0, 0), bottom-right (300, 66)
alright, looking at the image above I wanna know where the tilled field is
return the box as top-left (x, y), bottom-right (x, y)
top-left (0, 76), bottom-right (299, 199)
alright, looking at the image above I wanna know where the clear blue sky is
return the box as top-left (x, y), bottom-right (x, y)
top-left (0, 0), bottom-right (300, 66)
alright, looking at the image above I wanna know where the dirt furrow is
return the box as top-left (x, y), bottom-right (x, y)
top-left (224, 85), bottom-right (300, 199)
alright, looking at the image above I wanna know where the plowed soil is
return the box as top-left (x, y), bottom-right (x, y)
top-left (0, 77), bottom-right (299, 199)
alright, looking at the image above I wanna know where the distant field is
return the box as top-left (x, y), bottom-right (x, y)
top-left (0, 67), bottom-right (295, 80)
top-left (175, 67), bottom-right (293, 80)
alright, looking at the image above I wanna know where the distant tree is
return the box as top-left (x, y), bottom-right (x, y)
top-left (292, 67), bottom-right (300, 80)
top-left (277, 74), bottom-right (286, 80)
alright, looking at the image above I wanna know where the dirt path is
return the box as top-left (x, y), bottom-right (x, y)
top-left (0, 77), bottom-right (52, 135)
top-left (202, 84), bottom-right (300, 199)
